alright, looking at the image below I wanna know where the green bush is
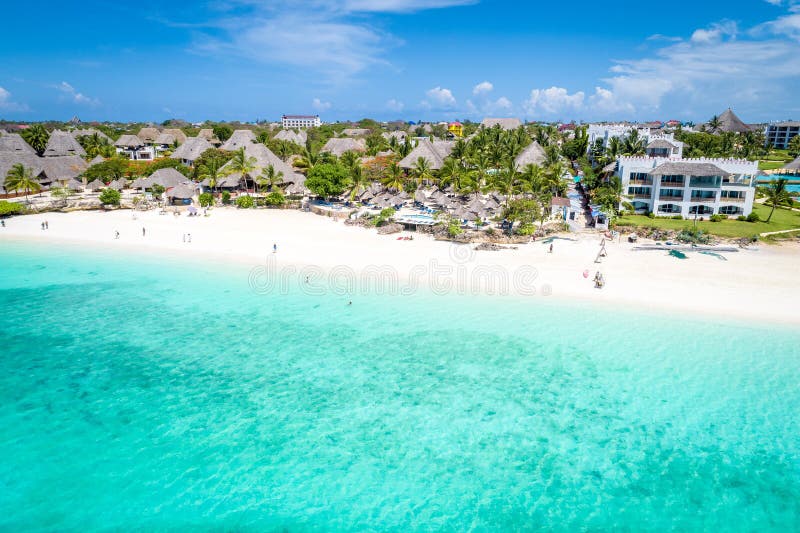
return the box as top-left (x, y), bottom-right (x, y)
top-left (221, 191), bottom-right (231, 205)
top-left (371, 207), bottom-right (396, 227)
top-left (264, 191), bottom-right (286, 207)
top-left (0, 200), bottom-right (25, 216)
top-left (447, 221), bottom-right (463, 238)
top-left (516, 223), bottom-right (536, 236)
top-left (98, 188), bottom-right (121, 206)
top-left (672, 215), bottom-right (683, 220)
top-left (709, 214), bottom-right (724, 222)
top-left (746, 212), bottom-right (760, 223)
top-left (235, 195), bottom-right (254, 209)
top-left (737, 215), bottom-right (747, 221)
top-left (647, 212), bottom-right (655, 219)
top-left (198, 192), bottom-right (214, 207)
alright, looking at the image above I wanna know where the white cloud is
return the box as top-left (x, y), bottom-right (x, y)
top-left (523, 87), bottom-right (585, 117)
top-left (55, 81), bottom-right (99, 106)
top-left (192, 1), bottom-right (479, 81)
top-left (0, 86), bottom-right (29, 112)
top-left (386, 98), bottom-right (404, 112)
top-left (312, 98), bottom-right (332, 111)
top-left (690, 20), bottom-right (738, 44)
top-left (424, 86), bottom-right (457, 108)
top-left (472, 81), bottom-right (493, 95)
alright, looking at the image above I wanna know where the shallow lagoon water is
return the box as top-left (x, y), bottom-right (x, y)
top-left (1, 241), bottom-right (799, 530)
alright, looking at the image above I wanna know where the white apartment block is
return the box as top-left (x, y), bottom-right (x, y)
top-left (281, 115), bottom-right (321, 129)
top-left (588, 124), bottom-right (684, 158)
top-left (616, 157), bottom-right (758, 218)
top-left (764, 121), bottom-right (800, 150)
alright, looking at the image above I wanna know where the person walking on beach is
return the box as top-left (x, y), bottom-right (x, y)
top-left (115, 230), bottom-right (119, 239)
top-left (1, 220), bottom-right (5, 227)
top-left (142, 227), bottom-right (146, 237)
top-left (549, 243), bottom-right (553, 254)
top-left (41, 222), bottom-right (45, 230)
top-left (273, 243), bottom-right (277, 253)
top-left (45, 221), bottom-right (49, 230)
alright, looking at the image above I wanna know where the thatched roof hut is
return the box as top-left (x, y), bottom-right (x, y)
top-left (86, 179), bottom-right (105, 191)
top-left (171, 137), bottom-right (212, 164)
top-left (0, 133), bottom-right (35, 154)
top-left (274, 129), bottom-right (307, 146)
top-left (66, 178), bottom-right (84, 191)
top-left (481, 118), bottom-right (522, 130)
top-left (43, 130), bottom-right (86, 157)
top-left (137, 127), bottom-right (160, 143)
top-left (149, 168), bottom-right (187, 188)
top-left (220, 130), bottom-right (257, 151)
top-left (71, 128), bottom-right (111, 143)
top-left (162, 128), bottom-right (187, 145)
top-left (167, 183), bottom-right (197, 200)
top-left (398, 139), bottom-right (453, 170)
top-left (514, 141), bottom-right (546, 169)
top-left (321, 138), bottom-right (366, 157)
top-left (115, 135), bottom-right (145, 148)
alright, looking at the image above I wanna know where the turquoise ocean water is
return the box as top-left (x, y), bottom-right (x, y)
top-left (1, 240), bottom-right (799, 531)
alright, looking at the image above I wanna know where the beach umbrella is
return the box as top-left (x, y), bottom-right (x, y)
top-left (466, 196), bottom-right (485, 211)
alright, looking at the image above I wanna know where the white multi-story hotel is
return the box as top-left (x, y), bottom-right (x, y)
top-left (588, 124), bottom-right (684, 158)
top-left (764, 121), bottom-right (800, 150)
top-left (616, 157), bottom-right (758, 217)
top-left (281, 115), bottom-right (321, 129)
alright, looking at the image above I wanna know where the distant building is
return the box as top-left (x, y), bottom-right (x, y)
top-left (616, 157), bottom-right (758, 217)
top-left (114, 135), bottom-right (154, 161)
top-left (764, 121), bottom-right (800, 149)
top-left (588, 124), bottom-right (684, 158)
top-left (447, 122), bottom-right (464, 138)
top-left (281, 115), bottom-right (321, 129)
top-left (480, 118), bottom-right (522, 130)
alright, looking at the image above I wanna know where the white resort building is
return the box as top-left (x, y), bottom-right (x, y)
top-left (588, 124), bottom-right (684, 158)
top-left (616, 157), bottom-right (758, 218)
top-left (114, 135), bottom-right (155, 161)
top-left (281, 115), bottom-right (321, 129)
top-left (764, 121), bottom-right (800, 150)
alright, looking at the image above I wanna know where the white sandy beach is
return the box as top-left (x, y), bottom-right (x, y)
top-left (2, 208), bottom-right (799, 325)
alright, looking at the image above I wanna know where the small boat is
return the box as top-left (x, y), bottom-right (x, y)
top-left (669, 250), bottom-right (688, 260)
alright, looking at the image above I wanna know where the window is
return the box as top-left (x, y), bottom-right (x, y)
top-left (627, 186), bottom-right (651, 196)
top-left (661, 175), bottom-right (684, 186)
top-left (719, 205), bottom-right (743, 215)
top-left (658, 203), bottom-right (681, 214)
top-left (689, 205), bottom-right (713, 215)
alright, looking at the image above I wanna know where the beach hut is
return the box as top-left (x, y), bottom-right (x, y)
top-left (43, 130), bottom-right (86, 157)
top-left (514, 141), bottom-right (547, 169)
top-left (167, 183), bottom-right (197, 205)
top-left (171, 137), bottom-right (213, 167)
top-left (86, 179), bottom-right (105, 191)
top-left (130, 177), bottom-right (149, 190)
top-left (108, 179), bottom-right (127, 191)
top-left (149, 168), bottom-right (187, 189)
top-left (320, 138), bottom-right (366, 157)
top-left (66, 178), bottom-right (84, 192)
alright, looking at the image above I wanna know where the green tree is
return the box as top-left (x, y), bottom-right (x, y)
top-left (21, 124), bottom-right (49, 156)
top-left (264, 191), bottom-right (286, 207)
top-left (224, 148), bottom-right (258, 195)
top-left (788, 135), bottom-right (800, 158)
top-left (257, 164), bottom-right (284, 193)
top-left (198, 192), bottom-right (214, 207)
top-left (5, 164), bottom-right (41, 204)
top-left (346, 164), bottom-right (367, 201)
top-left (84, 158), bottom-right (128, 183)
top-left (502, 198), bottom-right (541, 234)
top-left (197, 155), bottom-right (225, 193)
top-left (764, 178), bottom-right (793, 222)
top-left (99, 188), bottom-right (121, 206)
top-left (382, 162), bottom-right (405, 191)
top-left (142, 158), bottom-right (191, 177)
top-left (235, 195), bottom-right (255, 208)
top-left (213, 124), bottom-right (233, 142)
top-left (305, 163), bottom-right (350, 199)
top-left (411, 157), bottom-right (434, 188)
top-left (78, 132), bottom-right (111, 158)
top-left (192, 148), bottom-right (234, 180)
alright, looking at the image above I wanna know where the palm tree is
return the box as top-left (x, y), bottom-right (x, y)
top-left (520, 163), bottom-right (545, 194)
top-left (382, 162), bottom-right (405, 192)
top-left (606, 137), bottom-right (622, 159)
top-left (346, 164), bottom-right (367, 201)
top-left (621, 130), bottom-right (645, 155)
top-left (5, 164), bottom-right (41, 204)
top-left (224, 147), bottom-right (258, 195)
top-left (257, 164), bottom-right (284, 193)
top-left (22, 125), bottom-right (49, 156)
top-left (294, 145), bottom-right (320, 173)
top-left (273, 140), bottom-right (294, 161)
top-left (764, 178), bottom-right (793, 222)
top-left (197, 155), bottom-right (224, 194)
top-left (708, 115), bottom-right (722, 133)
top-left (438, 158), bottom-right (466, 191)
top-left (411, 157), bottom-right (434, 188)
top-left (80, 133), bottom-right (109, 158)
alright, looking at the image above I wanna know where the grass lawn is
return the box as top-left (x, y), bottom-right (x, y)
top-left (759, 161), bottom-right (789, 171)
top-left (614, 204), bottom-right (800, 239)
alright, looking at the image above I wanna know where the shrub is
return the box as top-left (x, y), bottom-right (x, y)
top-left (198, 192), bottom-right (214, 207)
top-left (98, 188), bottom-right (121, 206)
top-left (447, 221), bottom-right (463, 238)
top-left (709, 214), bottom-right (724, 222)
top-left (235, 195), bottom-right (255, 209)
top-left (264, 191), bottom-right (286, 207)
top-left (737, 215), bottom-right (747, 221)
top-left (0, 200), bottom-right (25, 216)
top-left (221, 191), bottom-right (231, 205)
top-left (672, 215), bottom-right (683, 220)
top-left (516, 223), bottom-right (536, 236)
top-left (746, 212), bottom-right (760, 223)
top-left (371, 207), bottom-right (396, 227)
top-left (647, 212), bottom-right (655, 219)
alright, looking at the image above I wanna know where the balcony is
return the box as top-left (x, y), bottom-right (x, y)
top-left (659, 194), bottom-right (684, 201)
top-left (690, 197), bottom-right (717, 203)
top-left (630, 178), bottom-right (653, 185)
top-left (721, 196), bottom-right (745, 203)
top-left (631, 194), bottom-right (652, 199)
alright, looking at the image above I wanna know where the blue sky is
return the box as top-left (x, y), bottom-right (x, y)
top-left (1, 0), bottom-right (799, 123)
